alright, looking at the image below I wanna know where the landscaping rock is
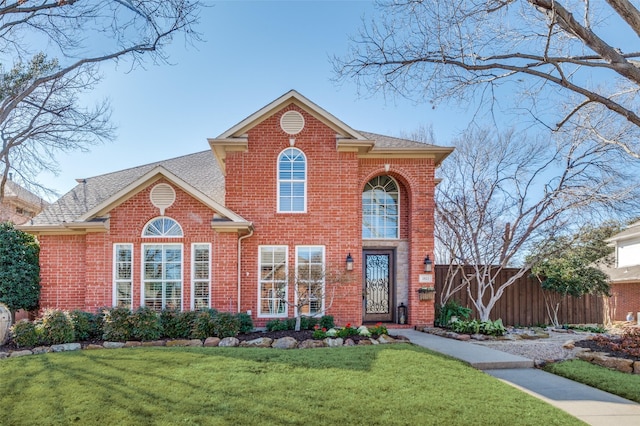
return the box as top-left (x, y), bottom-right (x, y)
top-left (562, 340), bottom-right (575, 349)
top-left (219, 337), bottom-right (240, 347)
top-left (187, 339), bottom-right (203, 347)
top-left (344, 338), bottom-right (356, 346)
top-left (455, 334), bottom-right (471, 341)
top-left (32, 346), bottom-right (52, 355)
top-left (51, 343), bottom-right (81, 352)
top-left (240, 337), bottom-right (273, 348)
top-left (324, 338), bottom-right (344, 347)
top-left (124, 341), bottom-right (142, 348)
top-left (590, 352), bottom-right (634, 373)
top-left (10, 350), bottom-right (32, 357)
top-left (634, 361), bottom-right (640, 375)
top-left (166, 339), bottom-right (190, 347)
top-left (470, 334), bottom-right (485, 341)
top-left (357, 339), bottom-right (373, 345)
top-left (141, 340), bottom-right (165, 347)
top-left (378, 334), bottom-right (396, 344)
top-left (204, 337), bottom-right (220, 347)
top-left (85, 344), bottom-right (103, 350)
top-left (576, 351), bottom-right (596, 362)
top-left (0, 351), bottom-right (8, 359)
top-left (272, 336), bottom-right (298, 349)
top-left (298, 339), bottom-right (325, 349)
top-left (103, 342), bottom-right (125, 349)
top-left (369, 338), bottom-right (379, 345)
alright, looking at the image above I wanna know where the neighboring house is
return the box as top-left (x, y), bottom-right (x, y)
top-left (0, 179), bottom-right (48, 225)
top-left (600, 221), bottom-right (640, 322)
top-left (18, 91), bottom-right (453, 327)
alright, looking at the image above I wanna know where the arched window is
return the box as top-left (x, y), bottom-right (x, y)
top-left (142, 217), bottom-right (183, 237)
top-left (278, 148), bottom-right (306, 212)
top-left (362, 176), bottom-right (399, 239)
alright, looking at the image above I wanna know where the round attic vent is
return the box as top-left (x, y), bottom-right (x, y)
top-left (280, 111), bottom-right (305, 135)
top-left (150, 183), bottom-right (176, 215)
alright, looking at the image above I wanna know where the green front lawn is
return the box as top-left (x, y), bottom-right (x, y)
top-left (544, 359), bottom-right (640, 403)
top-left (1, 344), bottom-right (581, 425)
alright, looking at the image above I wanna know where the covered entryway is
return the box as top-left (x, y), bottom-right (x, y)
top-left (363, 249), bottom-right (395, 322)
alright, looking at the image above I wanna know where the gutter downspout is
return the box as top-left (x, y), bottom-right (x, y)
top-left (237, 228), bottom-right (254, 313)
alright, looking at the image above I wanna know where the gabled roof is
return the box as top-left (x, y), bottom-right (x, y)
top-left (208, 90), bottom-right (454, 173)
top-left (20, 150), bottom-right (248, 233)
top-left (4, 180), bottom-right (49, 209)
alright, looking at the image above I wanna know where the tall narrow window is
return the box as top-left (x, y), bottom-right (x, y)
top-left (278, 148), bottom-right (306, 212)
top-left (362, 176), bottom-right (399, 239)
top-left (192, 243), bottom-right (211, 310)
top-left (259, 246), bottom-right (288, 317)
top-left (113, 244), bottom-right (133, 308)
top-left (296, 246), bottom-right (325, 316)
top-left (143, 244), bottom-right (182, 311)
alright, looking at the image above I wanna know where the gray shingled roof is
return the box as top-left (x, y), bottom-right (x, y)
top-left (30, 150), bottom-right (223, 226)
top-left (358, 131), bottom-right (440, 149)
top-left (607, 220), bottom-right (640, 242)
top-left (5, 180), bottom-right (49, 208)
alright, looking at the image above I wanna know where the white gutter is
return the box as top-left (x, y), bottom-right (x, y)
top-left (237, 229), bottom-right (254, 313)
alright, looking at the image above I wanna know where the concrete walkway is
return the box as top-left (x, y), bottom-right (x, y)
top-left (392, 329), bottom-right (640, 426)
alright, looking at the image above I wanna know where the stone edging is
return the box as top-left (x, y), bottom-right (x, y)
top-left (0, 334), bottom-right (408, 360)
top-left (576, 350), bottom-right (640, 375)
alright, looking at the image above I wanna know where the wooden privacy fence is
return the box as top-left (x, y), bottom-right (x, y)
top-left (434, 265), bottom-right (605, 326)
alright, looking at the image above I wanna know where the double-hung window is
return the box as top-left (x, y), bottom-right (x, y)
top-left (259, 246), bottom-right (288, 317)
top-left (296, 246), bottom-right (325, 316)
top-left (143, 244), bottom-right (183, 311)
top-left (191, 243), bottom-right (211, 310)
top-left (278, 148), bottom-right (306, 212)
top-left (113, 244), bottom-right (133, 308)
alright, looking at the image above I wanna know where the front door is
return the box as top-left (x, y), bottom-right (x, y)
top-left (363, 249), bottom-right (394, 322)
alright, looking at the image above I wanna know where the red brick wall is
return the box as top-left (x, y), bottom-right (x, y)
top-left (610, 282), bottom-right (640, 322)
top-left (226, 104), bottom-right (437, 327)
top-left (38, 179), bottom-right (238, 313)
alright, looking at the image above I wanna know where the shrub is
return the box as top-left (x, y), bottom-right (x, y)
top-left (102, 306), bottom-right (132, 341)
top-left (70, 310), bottom-right (102, 341)
top-left (266, 319), bottom-right (289, 331)
top-left (41, 309), bottom-right (75, 345)
top-left (10, 320), bottom-right (41, 348)
top-left (130, 306), bottom-right (162, 341)
top-left (212, 312), bottom-right (240, 338)
top-left (236, 312), bottom-right (254, 334)
top-left (160, 309), bottom-right (197, 339)
top-left (191, 309), bottom-right (218, 339)
top-left (319, 315), bottom-right (334, 330)
top-left (336, 323), bottom-right (359, 338)
top-left (436, 300), bottom-right (472, 327)
top-left (449, 318), bottom-right (506, 336)
top-left (368, 322), bottom-right (388, 336)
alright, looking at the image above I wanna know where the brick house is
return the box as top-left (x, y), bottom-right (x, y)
top-left (19, 91), bottom-right (453, 327)
top-left (599, 221), bottom-right (640, 323)
top-left (0, 178), bottom-right (48, 225)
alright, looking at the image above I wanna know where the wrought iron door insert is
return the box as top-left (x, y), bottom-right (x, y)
top-left (363, 249), bottom-right (394, 322)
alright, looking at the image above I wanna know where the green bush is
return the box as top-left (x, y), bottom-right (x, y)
top-left (319, 315), bottom-right (335, 330)
top-left (266, 319), bottom-right (290, 331)
top-left (10, 320), bottom-right (41, 348)
top-left (102, 306), bottom-right (132, 341)
top-left (235, 312), bottom-right (254, 334)
top-left (41, 309), bottom-right (75, 345)
top-left (160, 309), bottom-right (197, 339)
top-left (435, 300), bottom-right (472, 327)
top-left (449, 318), bottom-right (506, 336)
top-left (191, 309), bottom-right (218, 339)
top-left (212, 312), bottom-right (240, 338)
top-left (130, 306), bottom-right (162, 341)
top-left (69, 310), bottom-right (102, 341)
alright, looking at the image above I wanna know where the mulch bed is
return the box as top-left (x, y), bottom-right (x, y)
top-left (575, 339), bottom-right (640, 362)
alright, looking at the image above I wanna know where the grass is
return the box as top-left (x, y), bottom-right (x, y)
top-left (0, 344), bottom-right (582, 426)
top-left (544, 359), bottom-right (640, 403)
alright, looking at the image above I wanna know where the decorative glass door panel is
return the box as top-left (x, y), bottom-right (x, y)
top-left (363, 250), bottom-right (394, 322)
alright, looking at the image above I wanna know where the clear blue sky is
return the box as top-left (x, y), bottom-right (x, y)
top-left (39, 1), bottom-right (469, 198)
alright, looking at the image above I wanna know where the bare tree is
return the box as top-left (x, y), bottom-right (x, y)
top-left (436, 126), bottom-right (638, 321)
top-left (0, 0), bottom-right (203, 199)
top-left (335, 0), bottom-right (640, 159)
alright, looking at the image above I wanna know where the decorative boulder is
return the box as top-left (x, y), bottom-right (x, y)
top-left (103, 342), bottom-right (125, 349)
top-left (272, 337), bottom-right (298, 349)
top-left (218, 337), bottom-right (240, 347)
top-left (298, 339), bottom-right (325, 349)
top-left (324, 338), bottom-right (344, 347)
top-left (240, 337), bottom-right (273, 348)
top-left (204, 337), bottom-right (221, 347)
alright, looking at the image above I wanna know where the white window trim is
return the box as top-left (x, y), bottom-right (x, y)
top-left (141, 216), bottom-right (184, 238)
top-left (277, 148), bottom-right (307, 214)
top-left (113, 243), bottom-right (133, 309)
top-left (294, 245), bottom-right (326, 318)
top-left (141, 243), bottom-right (184, 311)
top-left (258, 245), bottom-right (289, 318)
top-left (362, 175), bottom-right (400, 240)
top-left (191, 243), bottom-right (211, 310)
